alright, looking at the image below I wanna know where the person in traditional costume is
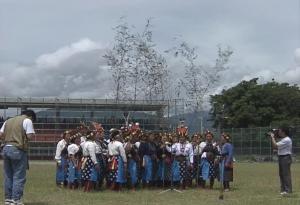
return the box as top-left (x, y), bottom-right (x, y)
top-left (156, 133), bottom-right (172, 187)
top-left (191, 134), bottom-right (202, 186)
top-left (124, 133), bottom-right (139, 190)
top-left (171, 134), bottom-right (178, 144)
top-left (176, 120), bottom-right (188, 137)
top-left (81, 131), bottom-right (100, 192)
top-left (200, 131), bottom-right (220, 189)
top-left (219, 133), bottom-right (234, 191)
top-left (138, 132), bottom-right (157, 188)
top-left (55, 131), bottom-right (71, 187)
top-left (90, 122), bottom-right (106, 190)
top-left (107, 129), bottom-right (127, 190)
top-left (167, 134), bottom-right (193, 189)
top-left (94, 129), bottom-right (108, 189)
top-left (67, 134), bottom-right (82, 189)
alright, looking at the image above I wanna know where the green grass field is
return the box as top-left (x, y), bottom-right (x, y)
top-left (0, 162), bottom-right (300, 205)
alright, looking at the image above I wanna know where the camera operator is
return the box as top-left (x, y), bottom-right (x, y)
top-left (269, 126), bottom-right (292, 195)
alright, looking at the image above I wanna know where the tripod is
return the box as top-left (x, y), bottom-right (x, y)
top-left (159, 144), bottom-right (183, 194)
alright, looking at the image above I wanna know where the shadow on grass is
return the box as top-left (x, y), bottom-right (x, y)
top-left (282, 193), bottom-right (298, 198)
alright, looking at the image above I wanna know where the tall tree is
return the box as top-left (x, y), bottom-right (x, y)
top-left (105, 18), bottom-right (168, 102)
top-left (210, 78), bottom-right (300, 128)
top-left (167, 41), bottom-right (233, 112)
top-left (135, 19), bottom-right (169, 101)
top-left (104, 19), bottom-right (135, 101)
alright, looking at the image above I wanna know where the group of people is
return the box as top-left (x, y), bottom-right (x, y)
top-left (0, 110), bottom-right (293, 205)
top-left (54, 121), bottom-right (234, 192)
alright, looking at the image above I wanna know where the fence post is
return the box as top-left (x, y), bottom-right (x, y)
top-left (259, 127), bottom-right (262, 156)
top-left (240, 128), bottom-right (243, 155)
top-left (250, 128), bottom-right (252, 155)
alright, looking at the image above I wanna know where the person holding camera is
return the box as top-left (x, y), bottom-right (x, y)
top-left (269, 126), bottom-right (292, 195)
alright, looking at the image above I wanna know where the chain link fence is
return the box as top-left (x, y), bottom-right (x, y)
top-left (0, 97), bottom-right (299, 160)
top-left (221, 126), bottom-right (300, 160)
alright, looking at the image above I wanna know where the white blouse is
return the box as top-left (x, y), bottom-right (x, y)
top-left (108, 141), bottom-right (127, 163)
top-left (167, 142), bottom-right (194, 164)
top-left (54, 139), bottom-right (67, 161)
top-left (82, 141), bottom-right (97, 164)
top-left (68, 143), bottom-right (79, 156)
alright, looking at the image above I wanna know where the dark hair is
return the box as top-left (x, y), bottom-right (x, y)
top-left (21, 109), bottom-right (36, 122)
top-left (279, 125), bottom-right (290, 136)
top-left (205, 131), bottom-right (214, 138)
top-left (110, 129), bottom-right (120, 140)
top-left (222, 133), bottom-right (231, 142)
top-left (86, 131), bottom-right (95, 140)
top-left (70, 136), bottom-right (76, 143)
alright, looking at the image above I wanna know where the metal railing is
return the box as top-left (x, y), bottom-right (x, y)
top-left (0, 97), bottom-right (169, 106)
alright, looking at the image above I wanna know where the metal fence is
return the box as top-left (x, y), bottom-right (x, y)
top-left (20, 125), bottom-right (300, 160)
top-left (222, 126), bottom-right (300, 159)
top-left (0, 97), bottom-right (299, 160)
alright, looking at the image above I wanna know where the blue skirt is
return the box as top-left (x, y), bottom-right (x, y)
top-left (96, 154), bottom-right (107, 182)
top-left (171, 159), bottom-right (187, 182)
top-left (82, 157), bottom-right (98, 182)
top-left (116, 156), bottom-right (126, 183)
top-left (201, 158), bottom-right (215, 180)
top-left (142, 155), bottom-right (153, 182)
top-left (67, 160), bottom-right (81, 183)
top-left (128, 159), bottom-right (138, 185)
top-left (56, 156), bottom-right (68, 184)
top-left (108, 156), bottom-right (126, 184)
top-left (156, 160), bottom-right (165, 181)
top-left (219, 160), bottom-right (225, 182)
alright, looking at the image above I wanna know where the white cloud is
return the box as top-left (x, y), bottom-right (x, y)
top-left (209, 48), bottom-right (300, 98)
top-left (0, 38), bottom-right (112, 98)
top-left (0, 40), bottom-right (299, 101)
top-left (35, 38), bottom-right (101, 68)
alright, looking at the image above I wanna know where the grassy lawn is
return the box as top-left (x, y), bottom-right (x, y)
top-left (0, 162), bottom-right (300, 205)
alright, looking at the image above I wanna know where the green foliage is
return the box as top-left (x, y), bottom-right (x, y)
top-left (210, 78), bottom-right (300, 128)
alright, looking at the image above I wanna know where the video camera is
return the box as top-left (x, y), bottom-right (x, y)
top-left (265, 128), bottom-right (279, 138)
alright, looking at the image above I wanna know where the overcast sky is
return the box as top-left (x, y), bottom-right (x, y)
top-left (0, 0), bottom-right (299, 99)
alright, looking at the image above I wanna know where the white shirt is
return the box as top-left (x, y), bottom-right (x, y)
top-left (167, 142), bottom-right (194, 164)
top-left (68, 144), bottom-right (79, 156)
top-left (108, 141), bottom-right (127, 163)
top-left (199, 142), bottom-right (207, 158)
top-left (55, 139), bottom-right (67, 161)
top-left (277, 136), bottom-right (292, 156)
top-left (134, 141), bottom-right (141, 149)
top-left (94, 141), bottom-right (102, 154)
top-left (80, 136), bottom-right (86, 144)
top-left (193, 144), bottom-right (202, 156)
top-left (0, 118), bottom-right (35, 135)
top-left (82, 141), bottom-right (97, 164)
